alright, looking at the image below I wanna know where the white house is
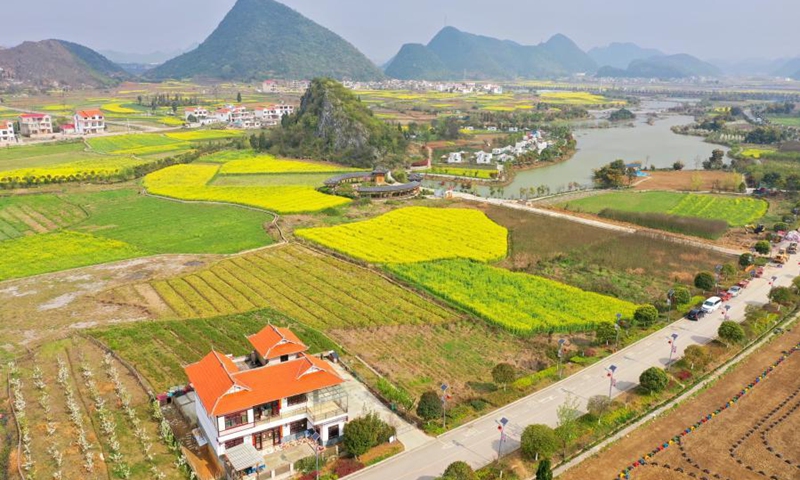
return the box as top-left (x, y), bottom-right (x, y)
top-left (186, 325), bottom-right (348, 465)
top-left (497, 153), bottom-right (515, 163)
top-left (0, 120), bottom-right (16, 144)
top-left (18, 113), bottom-right (53, 136)
top-left (447, 152), bottom-right (464, 164)
top-left (215, 108), bottom-right (232, 123)
top-left (73, 109), bottom-right (105, 135)
top-left (254, 104), bottom-right (294, 127)
top-left (184, 107), bottom-right (210, 121)
top-left (475, 151), bottom-right (493, 165)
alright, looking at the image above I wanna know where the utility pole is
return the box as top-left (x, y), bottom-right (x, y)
top-left (606, 365), bottom-right (617, 398)
top-left (557, 339), bottom-right (566, 379)
top-left (440, 383), bottom-right (449, 429)
top-left (667, 333), bottom-right (678, 366)
top-left (496, 417), bottom-right (509, 459)
top-left (614, 313), bottom-right (622, 350)
top-left (310, 431), bottom-right (321, 480)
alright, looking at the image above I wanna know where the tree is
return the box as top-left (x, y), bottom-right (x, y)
top-left (236, 92), bottom-right (242, 103)
top-left (555, 395), bottom-right (580, 458)
top-left (593, 159), bottom-right (627, 188)
top-left (682, 345), bottom-right (711, 371)
top-left (595, 322), bottom-right (617, 346)
top-left (342, 412), bottom-right (396, 458)
top-left (521, 424), bottom-right (559, 461)
top-left (639, 367), bottom-right (668, 393)
top-left (769, 286), bottom-right (795, 306)
top-left (417, 391), bottom-right (443, 422)
top-left (721, 263), bottom-right (737, 280)
top-left (754, 240), bottom-right (771, 255)
top-left (672, 161), bottom-right (685, 171)
top-left (702, 149), bottom-right (726, 170)
top-left (187, 114), bottom-right (197, 123)
top-left (586, 395), bottom-right (612, 424)
top-left (535, 459), bottom-right (553, 480)
top-left (774, 222), bottom-right (789, 232)
top-left (441, 461), bottom-right (476, 480)
top-left (491, 363), bottom-right (516, 391)
top-left (718, 321), bottom-right (745, 347)
top-left (672, 286), bottom-right (691, 306)
top-left (739, 253), bottom-right (754, 268)
top-left (634, 305), bottom-right (659, 327)
top-left (694, 271), bottom-right (716, 292)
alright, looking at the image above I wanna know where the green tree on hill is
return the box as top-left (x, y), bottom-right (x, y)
top-left (694, 271), bottom-right (716, 292)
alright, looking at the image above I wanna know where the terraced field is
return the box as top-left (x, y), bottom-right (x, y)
top-left (105, 244), bottom-right (457, 329)
top-left (0, 195), bottom-right (86, 240)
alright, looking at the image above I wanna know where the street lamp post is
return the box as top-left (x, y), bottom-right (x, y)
top-left (668, 333), bottom-right (678, 366)
top-left (557, 339), bottom-right (566, 379)
top-left (441, 383), bottom-right (449, 429)
top-left (310, 432), bottom-right (321, 480)
top-left (615, 313), bottom-right (622, 349)
top-left (667, 289), bottom-right (675, 321)
top-left (606, 365), bottom-right (617, 398)
top-left (715, 264), bottom-right (723, 294)
top-left (496, 417), bottom-right (509, 460)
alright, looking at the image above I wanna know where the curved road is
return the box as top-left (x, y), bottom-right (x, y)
top-left (349, 234), bottom-right (799, 480)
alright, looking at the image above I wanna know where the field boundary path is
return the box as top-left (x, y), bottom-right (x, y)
top-left (348, 233), bottom-right (800, 480)
top-left (450, 192), bottom-right (742, 256)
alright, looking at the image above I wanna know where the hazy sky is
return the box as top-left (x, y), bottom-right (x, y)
top-left (1, 0), bottom-right (798, 62)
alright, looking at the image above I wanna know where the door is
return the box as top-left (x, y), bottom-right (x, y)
top-left (253, 433), bottom-right (263, 450)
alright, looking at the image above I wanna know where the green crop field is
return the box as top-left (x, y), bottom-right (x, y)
top-left (561, 191), bottom-right (767, 227)
top-left (767, 116), bottom-right (800, 127)
top-left (0, 230), bottom-right (144, 281)
top-left (388, 259), bottom-right (638, 334)
top-left (429, 166), bottom-right (497, 179)
top-left (107, 244), bottom-right (457, 328)
top-left (0, 195), bottom-right (87, 240)
top-left (0, 142), bottom-right (90, 170)
top-left (89, 310), bottom-right (337, 392)
top-left (87, 134), bottom-right (189, 156)
top-left (296, 207), bottom-right (508, 263)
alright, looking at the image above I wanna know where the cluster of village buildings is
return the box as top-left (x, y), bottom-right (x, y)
top-left (0, 109), bottom-right (108, 144)
top-left (444, 130), bottom-right (549, 165)
top-left (184, 104), bottom-right (294, 129)
top-left (260, 78), bottom-right (507, 95)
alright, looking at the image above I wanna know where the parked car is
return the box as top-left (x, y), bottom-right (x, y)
top-left (701, 296), bottom-right (723, 313)
top-left (687, 309), bottom-right (706, 321)
top-left (727, 286), bottom-right (742, 297)
top-left (737, 279), bottom-right (750, 289)
top-left (789, 242), bottom-right (798, 254)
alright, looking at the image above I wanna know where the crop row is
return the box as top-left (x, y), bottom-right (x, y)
top-left (143, 164), bottom-right (350, 213)
top-left (0, 157), bottom-right (156, 187)
top-left (387, 259), bottom-right (638, 335)
top-left (142, 245), bottom-right (458, 330)
top-left (669, 194), bottom-right (767, 227)
top-left (218, 154), bottom-right (362, 175)
top-left (296, 206), bottom-right (509, 264)
top-left (0, 194), bottom-right (86, 240)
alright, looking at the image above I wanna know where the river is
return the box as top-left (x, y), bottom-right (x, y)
top-left (433, 100), bottom-right (728, 198)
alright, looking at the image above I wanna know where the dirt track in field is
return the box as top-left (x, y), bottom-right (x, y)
top-left (560, 325), bottom-right (800, 480)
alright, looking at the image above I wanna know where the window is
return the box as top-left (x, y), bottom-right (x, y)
top-left (224, 437), bottom-right (244, 449)
top-left (280, 354), bottom-right (289, 362)
top-left (223, 411), bottom-right (249, 430)
top-left (287, 394), bottom-right (307, 406)
top-left (328, 424), bottom-right (340, 439)
top-left (289, 419), bottom-right (308, 435)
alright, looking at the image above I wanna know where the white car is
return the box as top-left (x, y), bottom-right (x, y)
top-left (701, 296), bottom-right (722, 313)
top-left (727, 286), bottom-right (742, 297)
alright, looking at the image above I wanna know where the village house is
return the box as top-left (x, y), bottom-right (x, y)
top-left (185, 325), bottom-right (348, 477)
top-left (60, 123), bottom-right (76, 135)
top-left (254, 104), bottom-right (294, 127)
top-left (215, 107), bottom-right (233, 123)
top-left (18, 113), bottom-right (53, 136)
top-left (446, 152), bottom-right (465, 164)
top-left (0, 120), bottom-right (16, 144)
top-left (184, 107), bottom-right (211, 122)
top-left (73, 109), bottom-right (105, 135)
top-left (475, 151), bottom-right (493, 165)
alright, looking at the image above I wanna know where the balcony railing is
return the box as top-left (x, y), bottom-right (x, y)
top-left (253, 401), bottom-right (347, 426)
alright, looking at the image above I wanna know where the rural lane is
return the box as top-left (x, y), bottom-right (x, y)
top-left (349, 243), bottom-right (800, 479)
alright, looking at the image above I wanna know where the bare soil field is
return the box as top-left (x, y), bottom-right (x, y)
top-left (633, 171), bottom-right (743, 192)
top-left (560, 324), bottom-right (800, 480)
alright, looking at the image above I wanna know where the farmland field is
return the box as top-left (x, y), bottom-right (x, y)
top-left (560, 191), bottom-right (767, 227)
top-left (0, 230), bottom-right (144, 281)
top-left (0, 194), bottom-right (87, 240)
top-left (0, 156), bottom-right (154, 186)
top-left (144, 164), bottom-right (351, 213)
top-left (296, 206), bottom-right (508, 263)
top-left (480, 204), bottom-right (735, 304)
top-left (102, 244), bottom-right (457, 328)
top-left (767, 115), bottom-right (800, 127)
top-left (218, 153), bottom-right (362, 175)
top-left (429, 166), bottom-right (497, 179)
top-left (87, 134), bottom-right (189, 156)
top-left (388, 259), bottom-right (637, 334)
top-left (560, 324), bottom-right (800, 480)
top-left (0, 142), bottom-right (89, 169)
top-left (539, 91), bottom-right (624, 105)
top-left (7, 336), bottom-right (184, 479)
top-left (164, 130), bottom-right (245, 141)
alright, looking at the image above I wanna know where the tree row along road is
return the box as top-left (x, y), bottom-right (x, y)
top-left (349, 212), bottom-right (800, 480)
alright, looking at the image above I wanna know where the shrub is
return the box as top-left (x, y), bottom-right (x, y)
top-left (769, 286), bottom-right (795, 306)
top-left (595, 322), bottom-right (617, 346)
top-left (521, 424), bottom-right (559, 461)
top-left (694, 272), bottom-right (716, 292)
top-left (718, 321), bottom-right (745, 347)
top-left (333, 458), bottom-right (364, 477)
top-left (739, 253), bottom-right (755, 268)
top-left (296, 456), bottom-right (318, 474)
top-left (597, 209), bottom-right (727, 239)
top-left (417, 391), bottom-right (443, 422)
top-left (536, 458), bottom-right (553, 480)
top-left (774, 222), bottom-right (789, 232)
top-left (491, 363), bottom-right (516, 390)
top-left (634, 305), bottom-right (659, 327)
top-left (675, 370), bottom-right (692, 381)
top-left (441, 461), bottom-right (476, 480)
top-left (672, 286), bottom-right (692, 306)
top-left (681, 344), bottom-right (711, 371)
top-left (639, 367), bottom-right (668, 393)
top-left (755, 240), bottom-right (771, 255)
top-left (343, 412), bottom-right (395, 458)
top-left (721, 263), bottom-right (737, 279)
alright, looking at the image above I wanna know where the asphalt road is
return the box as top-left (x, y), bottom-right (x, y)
top-left (350, 254), bottom-right (800, 480)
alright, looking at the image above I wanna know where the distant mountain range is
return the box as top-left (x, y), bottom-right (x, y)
top-left (596, 54), bottom-right (722, 79)
top-left (384, 27), bottom-right (596, 80)
top-left (99, 44), bottom-right (198, 65)
top-left (146, 0), bottom-right (384, 82)
top-left (588, 42), bottom-right (665, 70)
top-left (0, 39), bottom-right (128, 88)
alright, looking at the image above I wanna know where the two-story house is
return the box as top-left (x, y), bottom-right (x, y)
top-left (18, 113), bottom-right (53, 136)
top-left (184, 107), bottom-right (210, 122)
top-left (74, 109), bottom-right (105, 135)
top-left (0, 120), bottom-right (16, 144)
top-left (186, 326), bottom-right (349, 464)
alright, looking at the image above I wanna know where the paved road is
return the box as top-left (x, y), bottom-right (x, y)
top-left (350, 252), bottom-right (800, 480)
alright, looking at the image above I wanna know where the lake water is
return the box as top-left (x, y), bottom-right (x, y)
top-left (432, 100), bottom-right (727, 198)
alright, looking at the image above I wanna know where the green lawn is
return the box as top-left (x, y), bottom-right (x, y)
top-left (768, 116), bottom-right (800, 127)
top-left (561, 191), bottom-right (767, 226)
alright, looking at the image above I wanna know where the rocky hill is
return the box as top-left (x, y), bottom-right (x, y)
top-left (0, 39), bottom-right (128, 88)
top-left (147, 0), bottom-right (383, 82)
top-left (597, 54), bottom-right (721, 79)
top-left (269, 78), bottom-right (407, 168)
top-left (384, 27), bottom-right (596, 80)
top-left (588, 42), bottom-right (665, 70)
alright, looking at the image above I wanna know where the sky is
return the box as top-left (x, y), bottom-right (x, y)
top-left (1, 0), bottom-right (798, 63)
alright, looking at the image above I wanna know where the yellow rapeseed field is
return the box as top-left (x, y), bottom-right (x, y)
top-left (144, 164), bottom-right (350, 213)
top-left (219, 154), bottom-right (362, 175)
top-left (295, 206), bottom-right (508, 263)
top-left (101, 103), bottom-right (138, 114)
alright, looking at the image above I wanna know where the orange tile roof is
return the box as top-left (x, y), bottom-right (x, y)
top-left (247, 325), bottom-right (307, 359)
top-left (0, 120), bottom-right (12, 129)
top-left (19, 113), bottom-right (47, 119)
top-left (76, 109), bottom-right (103, 118)
top-left (186, 351), bottom-right (343, 416)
